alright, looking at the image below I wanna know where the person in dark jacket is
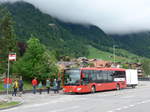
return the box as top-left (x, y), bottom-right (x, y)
top-left (57, 77), bottom-right (61, 91)
top-left (18, 76), bottom-right (24, 96)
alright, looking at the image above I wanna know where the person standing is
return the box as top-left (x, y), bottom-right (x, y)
top-left (38, 81), bottom-right (43, 94)
top-left (53, 79), bottom-right (58, 94)
top-left (12, 79), bottom-right (19, 96)
top-left (46, 78), bottom-right (51, 94)
top-left (32, 77), bottom-right (38, 94)
top-left (57, 77), bottom-right (61, 91)
top-left (18, 76), bottom-right (24, 96)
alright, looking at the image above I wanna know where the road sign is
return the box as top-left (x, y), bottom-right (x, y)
top-left (4, 84), bottom-right (11, 89)
top-left (8, 53), bottom-right (16, 61)
top-left (4, 78), bottom-right (12, 84)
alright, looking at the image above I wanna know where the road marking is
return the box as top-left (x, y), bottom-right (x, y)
top-left (50, 106), bottom-right (79, 112)
top-left (122, 106), bottom-right (129, 109)
top-left (1, 107), bottom-right (18, 112)
top-left (121, 95), bottom-right (134, 99)
top-left (108, 99), bottom-right (150, 112)
top-left (115, 108), bottom-right (122, 111)
top-left (1, 95), bottom-right (85, 112)
top-left (129, 104), bottom-right (135, 107)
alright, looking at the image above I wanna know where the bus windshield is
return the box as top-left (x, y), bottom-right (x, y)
top-left (64, 69), bottom-right (81, 86)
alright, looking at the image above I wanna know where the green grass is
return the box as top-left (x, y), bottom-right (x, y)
top-left (87, 45), bottom-right (141, 63)
top-left (0, 101), bottom-right (20, 109)
top-left (23, 81), bottom-right (33, 90)
top-left (0, 83), bottom-right (4, 92)
top-left (0, 83), bottom-right (12, 92)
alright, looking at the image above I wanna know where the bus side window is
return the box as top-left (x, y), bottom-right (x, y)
top-left (91, 70), bottom-right (97, 82)
top-left (107, 71), bottom-right (113, 82)
top-left (103, 71), bottom-right (108, 83)
top-left (113, 71), bottom-right (118, 78)
top-left (97, 71), bottom-right (103, 83)
top-left (113, 71), bottom-right (125, 78)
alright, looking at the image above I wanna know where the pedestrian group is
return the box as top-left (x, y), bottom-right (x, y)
top-left (12, 76), bottom-right (61, 96)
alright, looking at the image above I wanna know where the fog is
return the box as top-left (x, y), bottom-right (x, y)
top-left (1, 0), bottom-right (150, 34)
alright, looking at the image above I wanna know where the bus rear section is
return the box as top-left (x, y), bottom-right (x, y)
top-left (63, 68), bottom-right (127, 93)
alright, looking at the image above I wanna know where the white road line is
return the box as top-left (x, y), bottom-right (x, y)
top-left (129, 104), bottom-right (135, 107)
top-left (50, 106), bottom-right (79, 112)
top-left (1, 96), bottom-right (85, 112)
top-left (121, 95), bottom-right (134, 99)
top-left (115, 108), bottom-right (122, 111)
top-left (141, 101), bottom-right (146, 104)
top-left (122, 106), bottom-right (129, 109)
top-left (1, 107), bottom-right (18, 112)
top-left (108, 99), bottom-right (150, 112)
top-left (136, 102), bottom-right (142, 105)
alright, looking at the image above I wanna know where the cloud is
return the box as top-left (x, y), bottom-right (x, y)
top-left (1, 0), bottom-right (150, 34)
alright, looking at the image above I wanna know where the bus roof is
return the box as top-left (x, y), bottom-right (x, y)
top-left (80, 67), bottom-right (126, 71)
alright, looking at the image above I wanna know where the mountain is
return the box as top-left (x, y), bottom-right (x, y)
top-left (1, 1), bottom-right (115, 58)
top-left (111, 32), bottom-right (150, 58)
top-left (1, 1), bottom-right (149, 60)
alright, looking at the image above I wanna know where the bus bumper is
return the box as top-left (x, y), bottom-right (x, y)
top-left (63, 86), bottom-right (83, 93)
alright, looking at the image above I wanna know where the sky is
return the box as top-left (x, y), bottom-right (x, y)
top-left (1, 0), bottom-right (150, 34)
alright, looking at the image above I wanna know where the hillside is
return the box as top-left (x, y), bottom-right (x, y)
top-left (111, 32), bottom-right (150, 58)
top-left (1, 1), bottom-right (148, 61)
top-left (88, 46), bottom-right (141, 63)
top-left (1, 1), bottom-right (115, 58)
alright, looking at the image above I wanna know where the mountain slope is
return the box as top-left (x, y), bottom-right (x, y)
top-left (1, 1), bottom-right (149, 60)
top-left (111, 32), bottom-right (150, 58)
top-left (2, 1), bottom-right (115, 58)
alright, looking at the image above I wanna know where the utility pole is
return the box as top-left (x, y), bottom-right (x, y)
top-left (113, 45), bottom-right (116, 64)
top-left (7, 53), bottom-right (16, 96)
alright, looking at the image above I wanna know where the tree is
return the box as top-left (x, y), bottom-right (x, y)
top-left (13, 37), bottom-right (58, 80)
top-left (141, 59), bottom-right (150, 77)
top-left (0, 6), bottom-right (17, 74)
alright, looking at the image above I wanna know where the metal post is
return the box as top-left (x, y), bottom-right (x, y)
top-left (7, 59), bottom-right (10, 95)
top-left (113, 45), bottom-right (115, 64)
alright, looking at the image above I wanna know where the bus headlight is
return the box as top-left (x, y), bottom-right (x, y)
top-left (77, 88), bottom-right (82, 91)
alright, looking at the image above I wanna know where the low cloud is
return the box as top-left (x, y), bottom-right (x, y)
top-left (1, 0), bottom-right (150, 34)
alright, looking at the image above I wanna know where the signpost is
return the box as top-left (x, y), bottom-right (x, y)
top-left (7, 53), bottom-right (16, 95)
top-left (8, 53), bottom-right (16, 61)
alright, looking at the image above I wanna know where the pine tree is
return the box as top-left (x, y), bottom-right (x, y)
top-left (0, 6), bottom-right (17, 74)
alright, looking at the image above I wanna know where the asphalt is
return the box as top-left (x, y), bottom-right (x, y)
top-left (0, 81), bottom-right (150, 112)
top-left (0, 89), bottom-right (63, 110)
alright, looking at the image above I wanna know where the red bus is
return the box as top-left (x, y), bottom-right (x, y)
top-left (63, 67), bottom-right (126, 93)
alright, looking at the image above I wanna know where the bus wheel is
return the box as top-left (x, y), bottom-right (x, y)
top-left (132, 85), bottom-right (135, 88)
top-left (116, 84), bottom-right (120, 90)
top-left (91, 86), bottom-right (96, 93)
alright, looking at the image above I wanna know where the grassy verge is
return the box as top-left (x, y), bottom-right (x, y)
top-left (0, 101), bottom-right (20, 109)
top-left (23, 81), bottom-right (33, 90)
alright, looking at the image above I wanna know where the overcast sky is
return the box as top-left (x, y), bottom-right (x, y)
top-left (1, 0), bottom-right (150, 34)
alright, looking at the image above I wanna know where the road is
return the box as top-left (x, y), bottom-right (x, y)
top-left (1, 81), bottom-right (150, 112)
